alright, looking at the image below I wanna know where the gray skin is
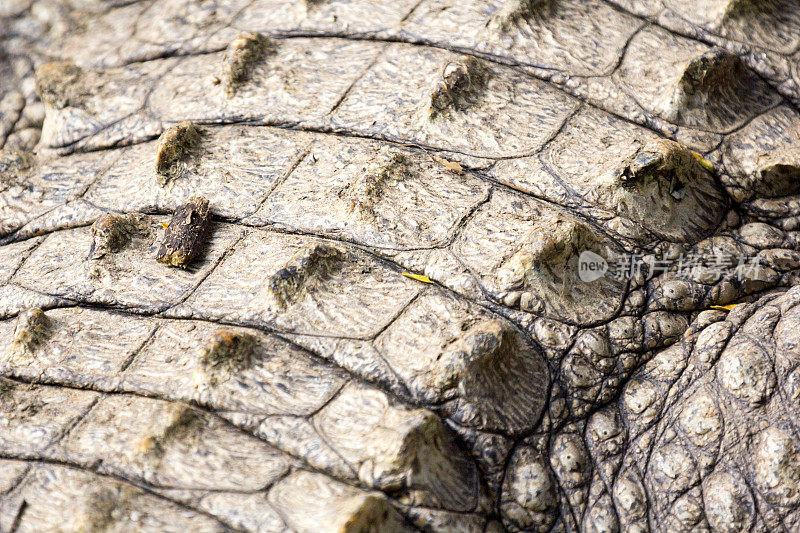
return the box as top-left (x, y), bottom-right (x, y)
top-left (1, 0), bottom-right (800, 531)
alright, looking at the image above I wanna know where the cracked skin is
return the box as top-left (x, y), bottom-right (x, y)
top-left (2, 0), bottom-right (800, 531)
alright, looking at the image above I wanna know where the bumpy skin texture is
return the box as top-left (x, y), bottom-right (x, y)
top-left (1, 1), bottom-right (800, 531)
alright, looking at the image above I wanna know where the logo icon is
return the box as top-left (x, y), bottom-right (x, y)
top-left (578, 250), bottom-right (608, 282)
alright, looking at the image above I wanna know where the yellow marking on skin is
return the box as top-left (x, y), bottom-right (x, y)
top-left (710, 304), bottom-right (738, 311)
top-left (432, 155), bottom-right (464, 175)
top-left (692, 151), bottom-right (715, 172)
top-left (402, 272), bottom-right (433, 284)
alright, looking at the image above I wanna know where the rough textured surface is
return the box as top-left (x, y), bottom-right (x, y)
top-left (156, 196), bottom-right (213, 268)
top-left (1, 1), bottom-right (800, 532)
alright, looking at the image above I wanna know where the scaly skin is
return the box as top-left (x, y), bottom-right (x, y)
top-left (1, 1), bottom-right (800, 531)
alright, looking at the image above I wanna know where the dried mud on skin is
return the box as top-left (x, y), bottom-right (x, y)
top-left (2, 1), bottom-right (800, 532)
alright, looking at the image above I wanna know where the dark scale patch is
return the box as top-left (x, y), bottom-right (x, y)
top-left (223, 32), bottom-right (274, 97)
top-left (34, 62), bottom-right (89, 109)
top-left (505, 217), bottom-right (598, 292)
top-left (428, 56), bottom-right (489, 118)
top-left (618, 140), bottom-right (706, 201)
top-left (446, 319), bottom-right (548, 434)
top-left (135, 405), bottom-right (202, 461)
top-left (0, 379), bottom-right (44, 419)
top-left (156, 196), bottom-right (212, 268)
top-left (153, 121), bottom-right (203, 185)
top-left (342, 150), bottom-right (409, 218)
top-left (674, 48), bottom-right (741, 95)
top-left (10, 308), bottom-right (49, 358)
top-left (755, 163), bottom-right (800, 199)
top-left (660, 48), bottom-right (776, 129)
top-left (0, 150), bottom-right (34, 182)
top-left (268, 244), bottom-right (342, 310)
top-left (487, 0), bottom-right (551, 32)
top-left (196, 329), bottom-right (257, 385)
top-left (89, 214), bottom-right (140, 259)
top-left (71, 485), bottom-right (136, 533)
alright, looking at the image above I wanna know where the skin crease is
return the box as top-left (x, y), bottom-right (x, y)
top-left (1, 1), bottom-right (800, 531)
